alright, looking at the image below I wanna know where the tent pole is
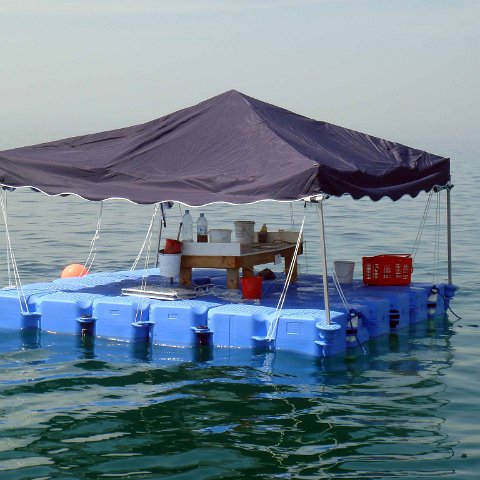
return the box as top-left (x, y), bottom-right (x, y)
top-left (446, 184), bottom-right (453, 285)
top-left (316, 197), bottom-right (331, 325)
top-left (155, 220), bottom-right (163, 268)
top-left (155, 203), bottom-right (165, 268)
top-left (3, 190), bottom-right (12, 287)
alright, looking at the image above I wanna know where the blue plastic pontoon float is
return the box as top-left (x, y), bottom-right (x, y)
top-left (0, 268), bottom-right (456, 358)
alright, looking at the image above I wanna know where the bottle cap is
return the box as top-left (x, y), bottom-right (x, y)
top-left (185, 209), bottom-right (189, 214)
top-left (200, 213), bottom-right (204, 217)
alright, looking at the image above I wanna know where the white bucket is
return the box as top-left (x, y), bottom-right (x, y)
top-left (334, 260), bottom-right (355, 284)
top-left (209, 228), bottom-right (232, 243)
top-left (159, 253), bottom-right (182, 278)
top-left (234, 220), bottom-right (255, 244)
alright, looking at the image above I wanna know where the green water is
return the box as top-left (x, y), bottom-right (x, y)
top-left (0, 140), bottom-right (478, 478)
top-left (0, 320), bottom-right (474, 479)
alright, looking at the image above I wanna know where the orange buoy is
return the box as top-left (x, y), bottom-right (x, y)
top-left (61, 263), bottom-right (89, 278)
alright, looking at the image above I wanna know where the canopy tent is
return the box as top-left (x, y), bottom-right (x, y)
top-left (0, 90), bottom-right (450, 205)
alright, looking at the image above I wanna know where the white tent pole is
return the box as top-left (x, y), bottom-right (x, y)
top-left (446, 183), bottom-right (453, 284)
top-left (3, 190), bottom-right (12, 287)
top-left (316, 197), bottom-right (331, 325)
top-left (155, 203), bottom-right (165, 268)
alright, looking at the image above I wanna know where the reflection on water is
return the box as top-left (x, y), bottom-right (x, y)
top-left (20, 327), bottom-right (41, 351)
top-left (76, 335), bottom-right (96, 360)
top-left (0, 316), bottom-right (458, 479)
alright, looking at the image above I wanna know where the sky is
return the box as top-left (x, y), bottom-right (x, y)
top-left (0, 0), bottom-right (478, 152)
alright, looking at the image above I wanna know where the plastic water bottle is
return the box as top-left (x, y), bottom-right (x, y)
top-left (197, 213), bottom-right (208, 242)
top-left (181, 210), bottom-right (193, 242)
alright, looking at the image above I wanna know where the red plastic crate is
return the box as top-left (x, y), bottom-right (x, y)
top-left (362, 254), bottom-right (413, 286)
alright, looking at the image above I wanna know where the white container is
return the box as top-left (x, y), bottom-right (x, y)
top-left (159, 253), bottom-right (182, 278)
top-left (234, 220), bottom-right (255, 244)
top-left (182, 242), bottom-right (241, 256)
top-left (334, 260), bottom-right (355, 284)
top-left (209, 228), bottom-right (232, 243)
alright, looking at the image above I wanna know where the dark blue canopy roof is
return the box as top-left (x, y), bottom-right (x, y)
top-left (0, 90), bottom-right (450, 205)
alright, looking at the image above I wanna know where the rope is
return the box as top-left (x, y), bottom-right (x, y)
top-left (82, 201), bottom-right (103, 274)
top-left (139, 210), bottom-right (157, 291)
top-left (132, 204), bottom-right (161, 323)
top-left (325, 235), bottom-right (367, 355)
top-left (266, 215), bottom-right (305, 341)
top-left (131, 204), bottom-right (160, 271)
top-left (324, 232), bottom-right (351, 312)
top-left (177, 203), bottom-right (184, 219)
top-left (0, 191), bottom-right (29, 314)
top-left (330, 262), bottom-right (351, 313)
top-left (411, 191), bottom-right (433, 261)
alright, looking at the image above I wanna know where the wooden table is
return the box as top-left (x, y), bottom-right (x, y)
top-left (179, 242), bottom-right (301, 289)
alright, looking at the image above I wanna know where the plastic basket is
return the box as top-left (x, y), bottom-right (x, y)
top-left (362, 254), bottom-right (413, 286)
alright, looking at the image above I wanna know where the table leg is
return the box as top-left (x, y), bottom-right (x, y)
top-left (226, 268), bottom-right (240, 289)
top-left (180, 267), bottom-right (192, 287)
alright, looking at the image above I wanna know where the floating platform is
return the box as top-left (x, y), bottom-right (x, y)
top-left (0, 269), bottom-right (457, 358)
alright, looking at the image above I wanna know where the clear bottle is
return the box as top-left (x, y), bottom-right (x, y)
top-left (181, 210), bottom-right (193, 242)
top-left (197, 213), bottom-right (208, 242)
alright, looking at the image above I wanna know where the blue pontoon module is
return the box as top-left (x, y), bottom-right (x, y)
top-left (0, 269), bottom-right (454, 357)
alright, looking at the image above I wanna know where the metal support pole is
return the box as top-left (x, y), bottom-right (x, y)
top-left (446, 185), bottom-right (453, 285)
top-left (316, 198), bottom-right (331, 325)
top-left (155, 203), bottom-right (166, 268)
top-left (3, 191), bottom-right (12, 287)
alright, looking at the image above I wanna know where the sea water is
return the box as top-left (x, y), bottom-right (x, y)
top-left (0, 139), bottom-right (478, 479)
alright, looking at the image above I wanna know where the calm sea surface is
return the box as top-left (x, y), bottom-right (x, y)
top-left (0, 139), bottom-right (478, 479)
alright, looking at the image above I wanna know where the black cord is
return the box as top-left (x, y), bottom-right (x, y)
top-left (438, 292), bottom-right (462, 320)
top-left (348, 310), bottom-right (367, 355)
top-left (160, 203), bottom-right (167, 227)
